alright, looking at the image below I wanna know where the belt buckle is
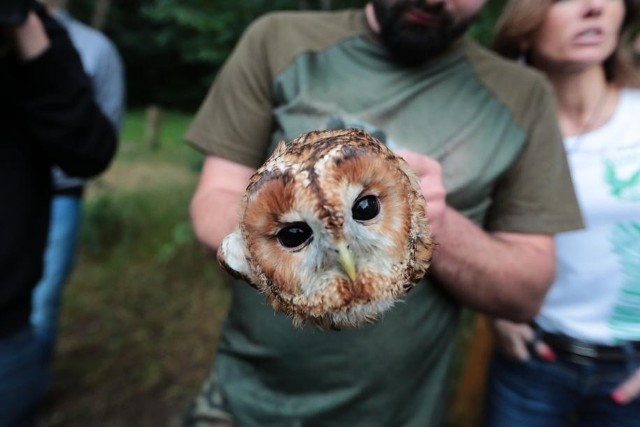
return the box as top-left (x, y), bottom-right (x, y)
top-left (569, 342), bottom-right (599, 359)
top-left (558, 341), bottom-right (600, 364)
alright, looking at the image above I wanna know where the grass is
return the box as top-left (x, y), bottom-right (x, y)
top-left (42, 109), bottom-right (232, 427)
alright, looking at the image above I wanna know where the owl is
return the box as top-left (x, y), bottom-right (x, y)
top-left (218, 129), bottom-right (433, 329)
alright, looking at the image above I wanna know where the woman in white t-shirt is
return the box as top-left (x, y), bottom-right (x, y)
top-left (485, 1), bottom-right (640, 426)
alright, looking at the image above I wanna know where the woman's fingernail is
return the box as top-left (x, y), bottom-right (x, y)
top-left (540, 347), bottom-right (556, 362)
top-left (611, 392), bottom-right (626, 405)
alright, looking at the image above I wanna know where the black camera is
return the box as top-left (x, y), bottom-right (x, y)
top-left (0, 0), bottom-right (32, 27)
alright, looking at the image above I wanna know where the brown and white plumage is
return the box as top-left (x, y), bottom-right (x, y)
top-left (218, 129), bottom-right (433, 329)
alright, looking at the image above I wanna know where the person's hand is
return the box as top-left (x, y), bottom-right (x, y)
top-left (491, 319), bottom-right (556, 362)
top-left (394, 150), bottom-right (446, 240)
top-left (612, 367), bottom-right (640, 405)
top-left (2, 3), bottom-right (52, 61)
top-left (3, 9), bottom-right (49, 60)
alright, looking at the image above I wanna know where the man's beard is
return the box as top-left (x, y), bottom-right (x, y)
top-left (372, 0), bottom-right (477, 66)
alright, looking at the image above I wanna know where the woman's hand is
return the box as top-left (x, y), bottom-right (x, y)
top-left (491, 319), bottom-right (556, 362)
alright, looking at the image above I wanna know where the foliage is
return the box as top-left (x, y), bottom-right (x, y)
top-left (68, 0), bottom-right (365, 110)
top-left (119, 110), bottom-right (196, 154)
top-left (468, 0), bottom-right (506, 47)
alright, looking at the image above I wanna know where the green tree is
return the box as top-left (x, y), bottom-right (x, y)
top-left (84, 0), bottom-right (365, 110)
top-left (468, 0), bottom-right (506, 47)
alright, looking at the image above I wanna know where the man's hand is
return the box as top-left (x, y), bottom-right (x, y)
top-left (612, 368), bottom-right (640, 405)
top-left (394, 150), bottom-right (446, 239)
top-left (395, 150), bottom-right (555, 320)
top-left (491, 319), bottom-right (556, 362)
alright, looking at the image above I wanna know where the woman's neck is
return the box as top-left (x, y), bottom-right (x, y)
top-left (545, 66), bottom-right (619, 137)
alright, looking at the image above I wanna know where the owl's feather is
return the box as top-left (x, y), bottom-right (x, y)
top-left (218, 129), bottom-right (433, 329)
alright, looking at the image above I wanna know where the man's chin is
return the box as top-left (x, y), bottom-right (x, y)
top-left (380, 32), bottom-right (453, 66)
top-left (388, 47), bottom-right (448, 67)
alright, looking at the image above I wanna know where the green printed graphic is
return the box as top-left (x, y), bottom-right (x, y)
top-left (604, 159), bottom-right (640, 201)
top-left (608, 223), bottom-right (640, 340)
top-left (605, 156), bottom-right (640, 340)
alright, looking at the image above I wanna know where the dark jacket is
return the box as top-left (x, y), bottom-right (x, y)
top-left (0, 5), bottom-right (117, 338)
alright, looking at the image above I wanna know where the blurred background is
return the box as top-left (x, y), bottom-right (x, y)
top-left (44, 1), bottom-right (640, 426)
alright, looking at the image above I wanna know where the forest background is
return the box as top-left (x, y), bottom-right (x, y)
top-left (44, 1), bottom-right (639, 426)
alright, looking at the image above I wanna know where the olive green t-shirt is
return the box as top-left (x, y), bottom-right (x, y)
top-left (186, 9), bottom-right (583, 427)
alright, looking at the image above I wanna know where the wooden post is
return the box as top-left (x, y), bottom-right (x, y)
top-left (145, 105), bottom-right (162, 151)
top-left (448, 314), bottom-right (495, 427)
top-left (91, 0), bottom-right (112, 31)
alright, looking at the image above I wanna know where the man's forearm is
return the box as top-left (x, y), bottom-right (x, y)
top-left (190, 188), bottom-right (243, 254)
top-left (431, 207), bottom-right (555, 321)
top-left (190, 156), bottom-right (256, 255)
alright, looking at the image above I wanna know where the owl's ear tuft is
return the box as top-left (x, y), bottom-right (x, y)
top-left (217, 229), bottom-right (254, 285)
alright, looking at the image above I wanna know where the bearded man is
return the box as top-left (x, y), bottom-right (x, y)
top-left (183, 1), bottom-right (583, 426)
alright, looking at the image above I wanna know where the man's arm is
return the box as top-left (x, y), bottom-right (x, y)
top-left (399, 151), bottom-right (555, 322)
top-left (433, 210), bottom-right (554, 321)
top-left (190, 156), bottom-right (256, 253)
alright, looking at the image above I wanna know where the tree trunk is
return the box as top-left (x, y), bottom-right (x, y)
top-left (91, 0), bottom-right (112, 31)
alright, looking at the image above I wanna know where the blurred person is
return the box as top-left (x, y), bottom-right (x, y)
top-left (0, 2), bottom-right (117, 425)
top-left (182, 0), bottom-right (586, 425)
top-left (31, 0), bottom-right (125, 381)
top-left (486, 1), bottom-right (640, 426)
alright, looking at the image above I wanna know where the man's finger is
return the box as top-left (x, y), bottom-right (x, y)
top-left (394, 150), bottom-right (439, 176)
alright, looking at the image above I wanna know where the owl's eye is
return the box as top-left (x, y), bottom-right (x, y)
top-left (352, 195), bottom-right (380, 222)
top-left (276, 222), bottom-right (313, 250)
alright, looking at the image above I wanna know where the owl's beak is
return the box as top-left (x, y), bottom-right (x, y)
top-left (336, 241), bottom-right (356, 282)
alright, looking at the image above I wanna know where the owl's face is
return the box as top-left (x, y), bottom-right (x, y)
top-left (218, 129), bottom-right (432, 328)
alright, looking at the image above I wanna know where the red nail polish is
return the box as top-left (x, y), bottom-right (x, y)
top-left (540, 347), bottom-right (556, 362)
top-left (611, 392), bottom-right (626, 405)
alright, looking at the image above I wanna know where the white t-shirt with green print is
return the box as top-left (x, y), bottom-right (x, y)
top-left (537, 88), bottom-right (640, 345)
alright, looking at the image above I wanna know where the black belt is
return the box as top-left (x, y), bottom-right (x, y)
top-left (539, 331), bottom-right (640, 363)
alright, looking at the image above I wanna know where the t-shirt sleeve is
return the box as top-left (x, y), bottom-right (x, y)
top-left (185, 16), bottom-right (275, 168)
top-left (484, 80), bottom-right (584, 234)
